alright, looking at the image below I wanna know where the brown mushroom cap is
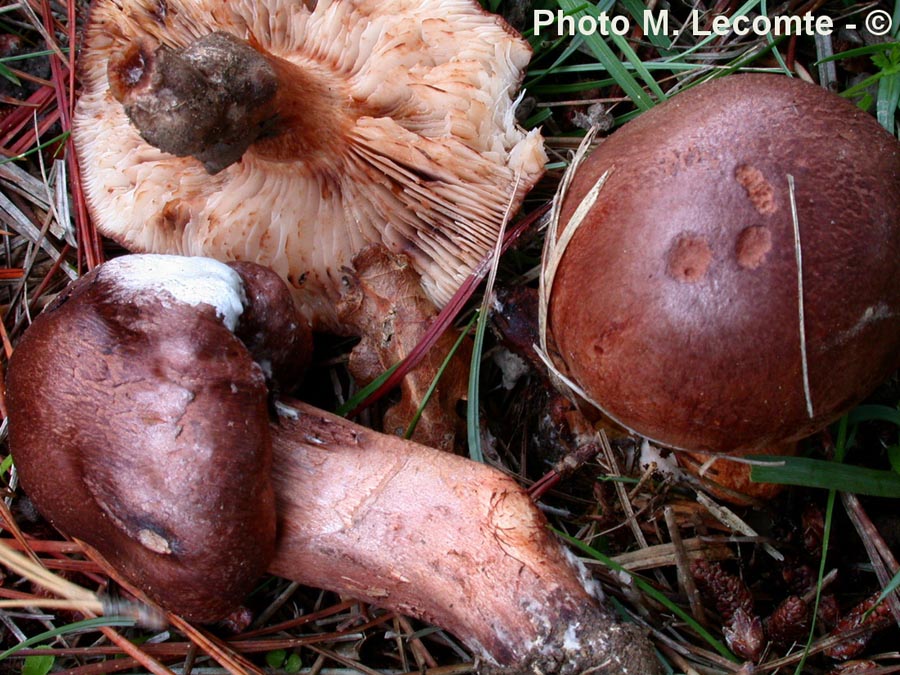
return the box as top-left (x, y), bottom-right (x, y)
top-left (7, 257), bottom-right (664, 673)
top-left (548, 74), bottom-right (900, 453)
top-left (73, 0), bottom-right (547, 332)
top-left (6, 255), bottom-right (311, 622)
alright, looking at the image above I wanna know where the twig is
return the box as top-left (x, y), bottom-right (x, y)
top-left (665, 506), bottom-right (707, 624)
top-left (609, 537), bottom-right (733, 571)
top-left (841, 492), bottom-right (900, 628)
top-left (696, 492), bottom-right (783, 561)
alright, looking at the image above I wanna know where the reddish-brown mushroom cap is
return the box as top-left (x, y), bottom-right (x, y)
top-left (547, 74), bottom-right (900, 454)
top-left (73, 0), bottom-right (547, 332)
top-left (7, 254), bottom-right (661, 674)
top-left (6, 255), bottom-right (311, 622)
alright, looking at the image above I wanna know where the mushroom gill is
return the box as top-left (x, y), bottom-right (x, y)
top-left (73, 0), bottom-right (547, 331)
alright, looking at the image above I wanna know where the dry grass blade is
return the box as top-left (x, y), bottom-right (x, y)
top-left (787, 173), bottom-right (815, 420)
top-left (696, 493), bottom-right (784, 561)
top-left (0, 537), bottom-right (167, 628)
top-left (0, 539), bottom-right (175, 674)
top-left (536, 126), bottom-right (601, 359)
top-left (0, 539), bottom-right (100, 608)
top-left (531, 129), bottom-right (632, 429)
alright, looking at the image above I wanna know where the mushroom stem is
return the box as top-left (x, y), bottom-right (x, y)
top-left (7, 254), bottom-right (659, 673)
top-left (107, 31), bottom-right (351, 173)
top-left (268, 399), bottom-right (661, 675)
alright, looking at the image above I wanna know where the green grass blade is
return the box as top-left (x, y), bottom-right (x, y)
top-left (607, 30), bottom-right (667, 101)
top-left (848, 404), bottom-right (900, 427)
top-left (467, 174), bottom-right (521, 462)
top-left (554, 0), bottom-right (656, 110)
top-left (748, 456), bottom-right (900, 498)
top-left (758, 0), bottom-right (790, 74)
top-left (659, 0), bottom-right (760, 62)
top-left (814, 42), bottom-right (900, 64)
top-left (335, 361), bottom-right (402, 417)
top-left (618, 0), bottom-right (673, 53)
top-left (523, 107), bottom-right (553, 128)
top-left (554, 529), bottom-right (738, 662)
top-left (877, 69), bottom-right (900, 135)
top-left (0, 131), bottom-right (71, 165)
top-left (793, 415), bottom-right (846, 675)
top-left (525, 35), bottom-right (589, 89)
top-left (466, 308), bottom-right (488, 462)
top-left (751, 406), bottom-right (900, 494)
top-left (405, 312), bottom-right (477, 440)
top-left (0, 617), bottom-right (137, 661)
top-left (867, 568), bottom-right (900, 619)
top-left (0, 49), bottom-right (62, 86)
top-left (0, 61), bottom-right (20, 86)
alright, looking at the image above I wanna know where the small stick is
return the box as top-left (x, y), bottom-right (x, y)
top-left (697, 492), bottom-right (784, 561)
top-left (397, 615), bottom-right (439, 671)
top-left (665, 506), bottom-right (707, 624)
top-left (841, 492), bottom-right (900, 628)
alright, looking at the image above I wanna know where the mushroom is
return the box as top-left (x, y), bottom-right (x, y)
top-left (269, 399), bottom-right (660, 675)
top-left (544, 74), bottom-right (900, 492)
top-left (6, 255), bottom-right (310, 620)
top-left (72, 0), bottom-right (547, 333)
top-left (7, 254), bottom-right (661, 674)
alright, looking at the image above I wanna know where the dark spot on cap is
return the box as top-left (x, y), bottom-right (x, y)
top-left (666, 234), bottom-right (712, 282)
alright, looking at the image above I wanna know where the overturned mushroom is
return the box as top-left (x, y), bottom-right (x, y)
top-left (7, 255), bottom-right (660, 674)
top-left (73, 0), bottom-right (546, 333)
top-left (545, 75), bottom-right (900, 490)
